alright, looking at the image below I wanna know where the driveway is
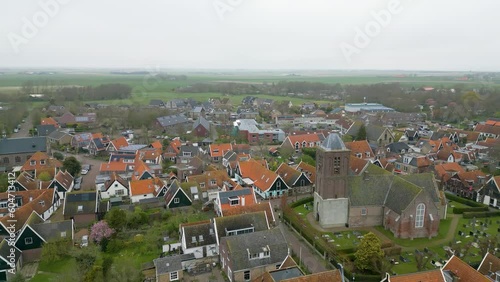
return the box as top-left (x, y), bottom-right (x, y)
top-left (56, 151), bottom-right (104, 191)
top-left (11, 113), bottom-right (32, 138)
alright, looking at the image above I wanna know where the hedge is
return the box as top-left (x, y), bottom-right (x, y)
top-left (290, 197), bottom-right (313, 208)
top-left (445, 193), bottom-right (486, 208)
top-left (453, 206), bottom-right (489, 214)
top-left (383, 246), bottom-right (402, 256)
top-left (463, 211), bottom-right (500, 218)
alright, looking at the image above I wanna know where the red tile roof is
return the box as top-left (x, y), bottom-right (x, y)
top-left (295, 161), bottom-right (316, 183)
top-left (99, 161), bottom-right (128, 173)
top-left (21, 152), bottom-right (62, 178)
top-left (222, 201), bottom-right (275, 225)
top-left (388, 269), bottom-right (445, 282)
top-left (129, 177), bottom-right (165, 196)
top-left (281, 270), bottom-right (342, 282)
top-left (477, 252), bottom-right (500, 277)
top-left (443, 255), bottom-right (490, 282)
top-left (41, 117), bottom-right (59, 127)
top-left (286, 133), bottom-right (323, 146)
top-left (209, 143), bottom-right (233, 158)
top-left (345, 140), bottom-right (374, 159)
top-left (110, 136), bottom-right (129, 150)
top-left (434, 162), bottom-right (465, 182)
top-left (238, 159), bottom-right (282, 192)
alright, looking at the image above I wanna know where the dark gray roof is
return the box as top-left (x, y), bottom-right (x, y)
top-left (223, 150), bottom-right (237, 161)
top-left (218, 188), bottom-right (252, 204)
top-left (386, 142), bottom-right (411, 153)
top-left (149, 99), bottom-right (164, 106)
top-left (320, 133), bottom-right (347, 151)
top-left (270, 267), bottom-right (303, 281)
top-left (220, 228), bottom-right (288, 271)
top-left (33, 220), bottom-right (73, 241)
top-left (348, 164), bottom-right (437, 214)
top-left (193, 117), bottom-right (210, 130)
top-left (37, 125), bottom-right (57, 136)
top-left (0, 239), bottom-right (21, 262)
top-left (214, 211), bottom-right (269, 242)
top-left (156, 114), bottom-right (189, 127)
top-left (366, 125), bottom-right (387, 141)
top-left (64, 192), bottom-right (97, 216)
top-left (154, 253), bottom-right (195, 274)
top-left (182, 221), bottom-right (217, 249)
top-left (48, 130), bottom-right (70, 140)
top-left (0, 136), bottom-right (47, 155)
top-left (192, 106), bottom-right (204, 113)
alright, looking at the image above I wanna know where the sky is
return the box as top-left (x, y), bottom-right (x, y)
top-left (1, 0), bottom-right (499, 71)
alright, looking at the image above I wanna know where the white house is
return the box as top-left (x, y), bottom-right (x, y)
top-left (98, 173), bottom-right (129, 199)
top-left (179, 221), bottom-right (218, 259)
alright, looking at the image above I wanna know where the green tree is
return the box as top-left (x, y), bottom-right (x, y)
top-left (300, 154), bottom-right (315, 166)
top-left (38, 171), bottom-right (52, 181)
top-left (356, 124), bottom-right (367, 140)
top-left (107, 257), bottom-right (144, 282)
top-left (41, 238), bottom-right (72, 262)
top-left (62, 156), bottom-right (82, 176)
top-left (354, 232), bottom-right (384, 272)
top-left (53, 151), bottom-right (64, 161)
top-left (342, 134), bottom-right (353, 142)
top-left (105, 208), bottom-right (127, 232)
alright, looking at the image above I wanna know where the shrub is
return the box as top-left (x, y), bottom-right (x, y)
top-left (446, 193), bottom-right (486, 208)
top-left (463, 211), bottom-right (500, 218)
top-left (383, 246), bottom-right (402, 256)
top-left (452, 206), bottom-right (489, 214)
top-left (105, 239), bottom-right (124, 253)
top-left (290, 197), bottom-right (313, 208)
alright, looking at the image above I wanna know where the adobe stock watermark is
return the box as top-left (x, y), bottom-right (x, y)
top-left (6, 172), bottom-right (18, 274)
top-left (213, 0), bottom-right (244, 21)
top-left (138, 66), bottom-right (165, 96)
top-left (7, 0), bottom-right (72, 54)
top-left (339, 0), bottom-right (408, 63)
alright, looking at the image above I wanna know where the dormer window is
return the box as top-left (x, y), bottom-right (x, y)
top-left (30, 160), bottom-right (36, 166)
top-left (355, 153), bottom-right (362, 158)
top-left (40, 160), bottom-right (46, 165)
top-left (229, 197), bottom-right (239, 206)
top-left (365, 152), bottom-right (370, 157)
top-left (210, 180), bottom-right (217, 186)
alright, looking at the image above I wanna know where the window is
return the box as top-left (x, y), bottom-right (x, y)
top-left (116, 189), bottom-right (124, 196)
top-left (40, 160), bottom-right (46, 165)
top-left (15, 156), bottom-right (21, 163)
top-left (415, 203), bottom-right (425, 228)
top-left (229, 197), bottom-right (239, 206)
top-left (302, 141), bottom-right (306, 148)
top-left (30, 160), bottom-right (35, 166)
top-left (174, 198), bottom-right (180, 204)
top-left (25, 237), bottom-right (33, 245)
top-left (114, 183), bottom-right (118, 187)
top-left (276, 264), bottom-right (281, 269)
top-left (2, 157), bottom-right (9, 164)
top-left (276, 181), bottom-right (281, 189)
top-left (333, 157), bottom-right (341, 174)
top-left (210, 180), bottom-right (217, 185)
top-left (200, 183), bottom-right (205, 188)
top-left (361, 208), bottom-right (367, 216)
top-left (214, 157), bottom-right (219, 161)
top-left (169, 271), bottom-right (178, 281)
top-left (244, 270), bottom-right (251, 281)
top-left (77, 205), bottom-right (83, 212)
top-left (365, 152), bottom-right (370, 157)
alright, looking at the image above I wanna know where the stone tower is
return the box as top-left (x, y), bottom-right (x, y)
top-left (313, 133), bottom-right (351, 228)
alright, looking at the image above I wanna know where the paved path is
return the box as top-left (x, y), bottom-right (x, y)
top-left (279, 222), bottom-right (329, 274)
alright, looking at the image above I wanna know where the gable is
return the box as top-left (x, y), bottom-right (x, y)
top-left (167, 189), bottom-right (192, 208)
top-left (16, 225), bottom-right (44, 250)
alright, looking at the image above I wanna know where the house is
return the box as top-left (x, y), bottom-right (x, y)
top-left (48, 170), bottom-right (74, 199)
top-left (149, 99), bottom-right (165, 108)
top-left (173, 156), bottom-right (205, 181)
top-left (189, 106), bottom-right (205, 119)
top-left (474, 122), bottom-right (500, 139)
top-left (209, 143), bottom-right (233, 162)
top-left (0, 189), bottom-right (59, 237)
top-left (47, 130), bottom-right (73, 146)
top-left (36, 124), bottom-right (57, 137)
top-left (0, 189), bottom-right (55, 217)
top-left (57, 112), bottom-right (76, 125)
top-left (443, 170), bottom-right (487, 200)
top-left (214, 188), bottom-right (257, 217)
top-left (383, 269), bottom-right (445, 282)
top-left (129, 177), bottom-right (168, 204)
top-left (434, 162), bottom-right (465, 184)
top-left (213, 211), bottom-right (270, 246)
top-left (177, 145), bottom-right (201, 163)
top-left (40, 117), bottom-right (59, 128)
top-left (63, 191), bottom-right (102, 227)
top-left (192, 117), bottom-right (210, 137)
top-left (253, 266), bottom-right (343, 282)
top-left (153, 253), bottom-right (195, 282)
top-left (345, 140), bottom-right (375, 160)
top-left (222, 151), bottom-right (251, 177)
top-left (347, 122), bottom-right (395, 147)
top-left (99, 161), bottom-right (128, 176)
top-left (0, 137), bottom-right (49, 171)
top-left (233, 119), bottom-right (285, 144)
top-left (313, 133), bottom-right (443, 239)
top-left (164, 180), bottom-right (192, 209)
top-left (235, 159), bottom-right (290, 199)
top-left (404, 129), bottom-right (420, 142)
top-left (221, 202), bottom-right (276, 227)
top-left (0, 239), bottom-right (22, 281)
top-left (71, 133), bottom-right (93, 151)
top-left (476, 176), bottom-right (500, 208)
top-left (21, 151), bottom-right (62, 178)
top-left (280, 133), bottom-right (324, 153)
top-left (393, 153), bottom-right (432, 175)
top-left (98, 173), bottom-right (129, 199)
top-left (179, 221), bottom-right (218, 259)
top-left (13, 171), bottom-right (52, 192)
top-left (275, 163), bottom-right (312, 191)
top-left (385, 142), bottom-right (412, 155)
top-left (186, 170), bottom-right (234, 201)
top-left (15, 212), bottom-right (73, 262)
top-left (155, 115), bottom-right (190, 131)
top-left (107, 136), bottom-right (129, 153)
top-left (219, 228), bottom-right (289, 282)
top-left (88, 133), bottom-right (110, 156)
top-left (477, 252), bottom-right (500, 279)
top-left (443, 255), bottom-right (491, 282)
top-left (47, 105), bottom-right (65, 114)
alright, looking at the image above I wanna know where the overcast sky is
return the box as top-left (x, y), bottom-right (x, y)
top-left (1, 0), bottom-right (498, 71)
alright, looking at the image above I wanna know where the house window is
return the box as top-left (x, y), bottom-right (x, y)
top-left (40, 160), bottom-right (46, 165)
top-left (192, 236), bottom-right (197, 243)
top-left (114, 183), bottom-right (118, 187)
top-left (174, 198), bottom-right (180, 204)
top-left (276, 264), bottom-right (281, 269)
top-left (365, 152), bottom-right (370, 157)
top-left (169, 271), bottom-right (179, 281)
top-left (361, 208), bottom-right (367, 216)
top-left (355, 153), bottom-right (362, 158)
top-left (200, 183), bottom-right (205, 188)
top-left (15, 156), bottom-right (21, 163)
top-left (229, 197), bottom-right (239, 206)
top-left (210, 180), bottom-right (217, 186)
top-left (276, 181), bottom-right (281, 189)
top-left (214, 157), bottom-right (219, 161)
top-left (244, 270), bottom-right (250, 281)
top-left (415, 203), bottom-right (425, 228)
top-left (2, 157), bottom-right (9, 164)
top-left (77, 205), bottom-right (83, 212)
top-left (302, 141), bottom-right (307, 148)
top-left (30, 160), bottom-right (35, 166)
top-left (116, 189), bottom-right (124, 196)
top-left (25, 237), bottom-right (33, 245)
top-left (0, 202), bottom-right (7, 208)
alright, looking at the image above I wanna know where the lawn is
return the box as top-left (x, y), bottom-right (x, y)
top-left (30, 257), bottom-right (77, 281)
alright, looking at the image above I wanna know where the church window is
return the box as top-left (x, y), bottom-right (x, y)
top-left (415, 203), bottom-right (425, 228)
top-left (333, 157), bottom-right (340, 174)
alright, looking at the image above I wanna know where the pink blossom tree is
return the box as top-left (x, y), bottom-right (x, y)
top-left (90, 220), bottom-right (115, 244)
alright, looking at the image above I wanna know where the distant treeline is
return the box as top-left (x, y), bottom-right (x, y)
top-left (53, 83), bottom-right (133, 101)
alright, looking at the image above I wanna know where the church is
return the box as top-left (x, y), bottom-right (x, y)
top-left (313, 133), bottom-right (444, 239)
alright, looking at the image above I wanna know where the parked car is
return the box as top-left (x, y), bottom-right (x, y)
top-left (80, 169), bottom-right (89, 175)
top-left (75, 177), bottom-right (82, 184)
top-left (82, 164), bottom-right (91, 171)
top-left (73, 183), bottom-right (81, 190)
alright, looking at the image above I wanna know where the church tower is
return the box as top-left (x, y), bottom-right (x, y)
top-left (313, 133), bottom-right (351, 228)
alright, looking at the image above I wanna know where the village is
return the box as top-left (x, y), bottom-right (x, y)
top-left (0, 89), bottom-right (499, 282)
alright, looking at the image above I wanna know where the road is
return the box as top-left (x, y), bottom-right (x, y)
top-left (11, 114), bottom-right (33, 138)
top-left (59, 152), bottom-right (104, 191)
